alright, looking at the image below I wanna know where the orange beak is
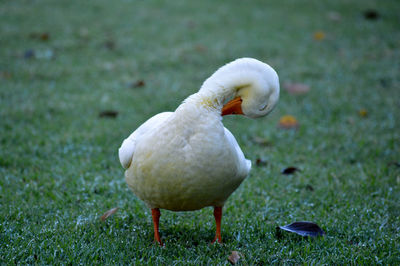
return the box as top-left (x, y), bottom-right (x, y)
top-left (221, 97), bottom-right (244, 116)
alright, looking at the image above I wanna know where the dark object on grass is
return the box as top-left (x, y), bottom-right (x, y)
top-left (363, 9), bottom-right (380, 20)
top-left (100, 207), bottom-right (119, 221)
top-left (388, 161), bottom-right (400, 168)
top-left (305, 184), bottom-right (314, 191)
top-left (131, 80), bottom-right (145, 88)
top-left (29, 32), bottom-right (50, 41)
top-left (278, 221), bottom-right (325, 237)
top-left (99, 110), bottom-right (119, 118)
top-left (227, 251), bottom-right (241, 265)
top-left (281, 166), bottom-right (300, 175)
top-left (104, 40), bottom-right (116, 50)
top-left (255, 158), bottom-right (268, 167)
top-left (24, 49), bottom-right (35, 59)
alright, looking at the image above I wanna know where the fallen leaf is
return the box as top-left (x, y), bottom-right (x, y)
top-left (284, 82), bottom-right (310, 95)
top-left (228, 251), bottom-right (241, 265)
top-left (359, 109), bottom-right (368, 117)
top-left (24, 49), bottom-right (35, 59)
top-left (131, 80), bottom-right (145, 88)
top-left (305, 184), bottom-right (314, 191)
top-left (388, 162), bottom-right (400, 168)
top-left (0, 71), bottom-right (12, 79)
top-left (104, 40), bottom-right (116, 50)
top-left (256, 158), bottom-right (268, 167)
top-left (278, 221), bottom-right (325, 237)
top-left (40, 32), bottom-right (50, 41)
top-left (99, 110), bottom-right (119, 118)
top-left (379, 78), bottom-right (390, 88)
top-left (363, 9), bottom-right (380, 20)
top-left (313, 31), bottom-right (325, 41)
top-left (29, 32), bottom-right (50, 41)
top-left (281, 166), bottom-right (300, 175)
top-left (100, 207), bottom-right (119, 221)
top-left (278, 115), bottom-right (299, 129)
top-left (195, 44), bottom-right (207, 52)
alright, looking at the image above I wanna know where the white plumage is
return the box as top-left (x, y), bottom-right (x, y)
top-left (119, 58), bottom-right (279, 244)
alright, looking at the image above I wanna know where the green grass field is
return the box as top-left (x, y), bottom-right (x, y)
top-left (1, 0), bottom-right (399, 264)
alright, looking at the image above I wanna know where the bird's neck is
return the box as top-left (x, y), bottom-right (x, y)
top-left (177, 91), bottom-right (222, 117)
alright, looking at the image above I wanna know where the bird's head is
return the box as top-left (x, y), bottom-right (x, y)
top-left (200, 58), bottom-right (280, 119)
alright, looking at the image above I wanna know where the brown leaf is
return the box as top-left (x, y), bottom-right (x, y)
top-left (131, 80), bottom-right (145, 88)
top-left (284, 82), bottom-right (310, 95)
top-left (359, 109), bottom-right (368, 117)
top-left (313, 31), bottom-right (325, 41)
top-left (29, 32), bottom-right (50, 41)
top-left (99, 110), bottom-right (119, 118)
top-left (40, 33), bottom-right (50, 41)
top-left (281, 166), bottom-right (300, 175)
top-left (228, 251), bottom-right (241, 265)
top-left (0, 71), bottom-right (12, 79)
top-left (278, 115), bottom-right (299, 129)
top-left (256, 158), bottom-right (268, 167)
top-left (100, 207), bottom-right (119, 221)
top-left (195, 45), bottom-right (207, 53)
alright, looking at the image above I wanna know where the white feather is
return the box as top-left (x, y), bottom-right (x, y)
top-left (118, 112), bottom-right (172, 169)
top-left (119, 58), bottom-right (279, 211)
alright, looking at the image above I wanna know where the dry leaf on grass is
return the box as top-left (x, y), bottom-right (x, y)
top-left (284, 82), bottom-right (310, 95)
top-left (29, 32), bottom-right (50, 41)
top-left (359, 109), bottom-right (368, 117)
top-left (256, 158), bottom-right (268, 167)
top-left (313, 31), bottom-right (326, 41)
top-left (100, 207), bottom-right (119, 221)
top-left (131, 80), bottom-right (145, 88)
top-left (281, 166), bottom-right (300, 175)
top-left (278, 115), bottom-right (299, 129)
top-left (99, 110), bottom-right (119, 118)
top-left (228, 251), bottom-right (241, 265)
top-left (104, 40), bottom-right (116, 50)
top-left (0, 71), bottom-right (12, 79)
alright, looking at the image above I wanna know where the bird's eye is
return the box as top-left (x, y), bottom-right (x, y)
top-left (259, 104), bottom-right (268, 111)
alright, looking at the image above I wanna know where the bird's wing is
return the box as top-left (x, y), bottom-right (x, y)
top-left (223, 127), bottom-right (252, 176)
top-left (118, 112), bottom-right (173, 169)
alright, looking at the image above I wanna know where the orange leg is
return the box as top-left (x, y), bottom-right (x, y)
top-left (151, 208), bottom-right (163, 246)
top-left (212, 206), bottom-right (223, 243)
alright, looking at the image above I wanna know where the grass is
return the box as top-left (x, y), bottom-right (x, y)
top-left (1, 0), bottom-right (399, 264)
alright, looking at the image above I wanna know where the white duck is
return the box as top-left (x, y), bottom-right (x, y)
top-left (119, 58), bottom-right (279, 245)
